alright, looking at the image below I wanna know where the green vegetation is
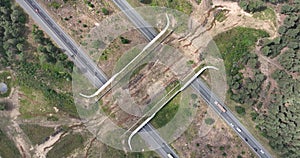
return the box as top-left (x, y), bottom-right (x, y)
top-left (130, 63), bottom-right (147, 78)
top-left (239, 0), bottom-right (266, 13)
top-left (235, 106), bottom-right (246, 115)
top-left (17, 25), bottom-right (76, 118)
top-left (0, 71), bottom-right (12, 97)
top-left (186, 60), bottom-right (194, 65)
top-left (151, 81), bottom-right (180, 128)
top-left (98, 143), bottom-right (159, 158)
top-left (20, 124), bottom-right (54, 145)
top-left (0, 0), bottom-right (27, 66)
top-left (0, 101), bottom-right (13, 111)
top-left (204, 118), bottom-right (215, 125)
top-left (0, 129), bottom-right (21, 158)
top-left (219, 146), bottom-right (225, 151)
top-left (0, 103), bottom-right (5, 110)
top-left (102, 8), bottom-right (109, 15)
top-left (49, 2), bottom-right (61, 9)
top-left (120, 36), bottom-right (131, 44)
top-left (215, 10), bottom-right (228, 22)
top-left (47, 133), bottom-right (85, 158)
top-left (214, 27), bottom-right (268, 106)
top-left (261, 4), bottom-right (299, 61)
top-left (0, 0), bottom-right (77, 118)
top-left (257, 70), bottom-right (300, 157)
top-left (84, 0), bottom-right (95, 8)
top-left (253, 7), bottom-right (277, 25)
top-left (139, 0), bottom-right (193, 15)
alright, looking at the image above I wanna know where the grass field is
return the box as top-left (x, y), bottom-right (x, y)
top-left (150, 81), bottom-right (181, 128)
top-left (213, 27), bottom-right (269, 76)
top-left (253, 7), bottom-right (277, 26)
top-left (47, 133), bottom-right (85, 158)
top-left (20, 124), bottom-right (54, 145)
top-left (0, 129), bottom-right (21, 158)
top-left (19, 86), bottom-right (55, 119)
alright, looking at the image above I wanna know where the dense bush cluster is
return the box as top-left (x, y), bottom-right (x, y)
top-left (239, 0), bottom-right (266, 13)
top-left (257, 70), bottom-right (300, 157)
top-left (214, 27), bottom-right (268, 107)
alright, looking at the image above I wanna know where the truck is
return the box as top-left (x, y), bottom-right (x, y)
top-left (214, 101), bottom-right (226, 113)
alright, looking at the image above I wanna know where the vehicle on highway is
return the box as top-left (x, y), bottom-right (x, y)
top-left (167, 153), bottom-right (174, 158)
top-left (35, 8), bottom-right (39, 13)
top-left (254, 148), bottom-right (258, 152)
top-left (236, 127), bottom-right (242, 132)
top-left (230, 123), bottom-right (234, 127)
top-left (244, 137), bottom-right (248, 141)
top-left (260, 149), bottom-right (265, 154)
top-left (214, 101), bottom-right (226, 113)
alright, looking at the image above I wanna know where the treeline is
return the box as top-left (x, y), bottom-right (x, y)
top-left (0, 0), bottom-right (27, 66)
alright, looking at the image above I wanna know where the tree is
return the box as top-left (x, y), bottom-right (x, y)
top-left (235, 106), bottom-right (246, 115)
top-left (239, 0), bottom-right (266, 13)
top-left (120, 36), bottom-right (130, 44)
top-left (101, 8), bottom-right (109, 15)
top-left (16, 43), bottom-right (24, 51)
top-left (139, 0), bottom-right (152, 4)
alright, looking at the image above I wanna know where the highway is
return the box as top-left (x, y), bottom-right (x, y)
top-left (17, 0), bottom-right (178, 157)
top-left (113, 0), bottom-right (272, 158)
top-left (17, 0), bottom-right (271, 157)
top-left (17, 0), bottom-right (107, 88)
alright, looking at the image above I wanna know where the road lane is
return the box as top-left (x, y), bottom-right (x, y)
top-left (113, 0), bottom-right (272, 158)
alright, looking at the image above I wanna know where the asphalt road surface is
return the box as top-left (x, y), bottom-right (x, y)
top-left (113, 0), bottom-right (272, 158)
top-left (17, 0), bottom-right (177, 157)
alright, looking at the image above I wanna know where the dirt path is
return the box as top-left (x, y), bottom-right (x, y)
top-left (33, 131), bottom-right (65, 158)
top-left (209, 0), bottom-right (278, 38)
top-left (2, 88), bottom-right (33, 158)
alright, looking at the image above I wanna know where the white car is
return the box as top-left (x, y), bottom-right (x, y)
top-left (229, 123), bottom-right (234, 127)
top-left (236, 127), bottom-right (242, 132)
top-left (260, 149), bottom-right (265, 154)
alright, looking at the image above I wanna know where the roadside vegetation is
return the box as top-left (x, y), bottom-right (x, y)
top-left (137, 0), bottom-right (193, 15)
top-left (0, 129), bottom-right (21, 158)
top-left (214, 27), bottom-right (269, 107)
top-left (20, 124), bottom-right (54, 145)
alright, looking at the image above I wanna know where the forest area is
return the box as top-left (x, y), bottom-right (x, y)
top-left (256, 1), bottom-right (300, 157)
top-left (221, 0), bottom-right (300, 157)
